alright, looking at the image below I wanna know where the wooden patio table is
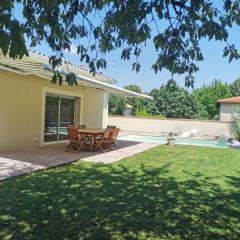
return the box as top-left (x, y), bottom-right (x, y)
top-left (78, 128), bottom-right (105, 151)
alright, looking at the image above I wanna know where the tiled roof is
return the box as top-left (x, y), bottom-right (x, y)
top-left (217, 96), bottom-right (240, 104)
top-left (28, 50), bottom-right (117, 84)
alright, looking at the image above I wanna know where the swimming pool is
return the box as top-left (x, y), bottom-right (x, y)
top-left (118, 134), bottom-right (229, 148)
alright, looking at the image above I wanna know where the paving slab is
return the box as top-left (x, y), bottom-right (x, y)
top-left (82, 142), bottom-right (158, 164)
top-left (0, 139), bottom-right (159, 181)
top-left (0, 157), bottom-right (45, 181)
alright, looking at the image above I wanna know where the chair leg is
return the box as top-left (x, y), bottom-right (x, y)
top-left (70, 142), bottom-right (86, 153)
top-left (108, 143), bottom-right (113, 151)
top-left (66, 143), bottom-right (71, 149)
top-left (66, 143), bottom-right (80, 153)
top-left (73, 143), bottom-right (80, 151)
top-left (78, 142), bottom-right (85, 152)
top-left (99, 144), bottom-right (104, 152)
top-left (109, 141), bottom-right (117, 150)
top-left (102, 143), bottom-right (111, 152)
top-left (96, 143), bottom-right (104, 152)
top-left (66, 143), bottom-right (72, 152)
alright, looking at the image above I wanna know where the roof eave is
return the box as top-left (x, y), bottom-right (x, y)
top-left (0, 56), bottom-right (153, 100)
top-left (42, 64), bottom-right (153, 99)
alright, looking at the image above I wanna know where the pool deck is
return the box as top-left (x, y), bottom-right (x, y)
top-left (0, 139), bottom-right (159, 181)
top-left (1, 131), bottom-right (232, 181)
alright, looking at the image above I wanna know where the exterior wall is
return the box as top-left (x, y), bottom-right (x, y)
top-left (219, 103), bottom-right (240, 122)
top-left (102, 93), bottom-right (109, 128)
top-left (108, 116), bottom-right (233, 138)
top-left (0, 72), bottom-right (40, 151)
top-left (0, 70), bottom-right (107, 151)
top-left (82, 90), bottom-right (108, 128)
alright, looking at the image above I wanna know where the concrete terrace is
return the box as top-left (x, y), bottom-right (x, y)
top-left (0, 140), bottom-right (158, 181)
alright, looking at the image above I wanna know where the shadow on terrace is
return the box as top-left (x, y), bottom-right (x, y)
top-left (0, 163), bottom-right (239, 239)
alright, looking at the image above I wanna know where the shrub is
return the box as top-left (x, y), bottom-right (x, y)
top-left (108, 94), bottom-right (126, 115)
top-left (193, 79), bottom-right (232, 119)
top-left (232, 110), bottom-right (240, 141)
top-left (150, 82), bottom-right (197, 119)
top-left (135, 108), bottom-right (165, 119)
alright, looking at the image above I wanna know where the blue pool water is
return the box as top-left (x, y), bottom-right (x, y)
top-left (118, 134), bottom-right (228, 148)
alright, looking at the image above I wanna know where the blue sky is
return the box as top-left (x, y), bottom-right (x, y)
top-left (17, 3), bottom-right (240, 92)
top-left (32, 29), bottom-right (240, 92)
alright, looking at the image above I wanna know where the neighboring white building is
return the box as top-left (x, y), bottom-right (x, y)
top-left (123, 104), bottom-right (133, 116)
top-left (218, 96), bottom-right (240, 122)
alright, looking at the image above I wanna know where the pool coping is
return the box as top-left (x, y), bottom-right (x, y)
top-left (118, 132), bottom-right (229, 149)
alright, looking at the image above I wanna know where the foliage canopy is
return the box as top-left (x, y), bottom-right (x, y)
top-left (230, 77), bottom-right (240, 97)
top-left (109, 78), bottom-right (237, 120)
top-left (150, 81), bottom-right (197, 118)
top-left (192, 79), bottom-right (232, 119)
top-left (108, 94), bottom-right (126, 115)
top-left (1, 1), bottom-right (240, 85)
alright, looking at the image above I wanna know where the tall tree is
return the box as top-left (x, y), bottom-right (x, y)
top-left (193, 79), bottom-right (232, 119)
top-left (1, 1), bottom-right (240, 86)
top-left (150, 81), bottom-right (197, 119)
top-left (124, 85), bottom-right (144, 115)
top-left (108, 94), bottom-right (126, 115)
top-left (230, 77), bottom-right (240, 96)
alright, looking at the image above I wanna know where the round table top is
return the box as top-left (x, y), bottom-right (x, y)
top-left (78, 128), bottom-right (106, 134)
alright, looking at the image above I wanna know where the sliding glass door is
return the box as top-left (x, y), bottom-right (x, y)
top-left (59, 98), bottom-right (75, 141)
top-left (44, 96), bottom-right (59, 142)
top-left (44, 95), bottom-right (76, 142)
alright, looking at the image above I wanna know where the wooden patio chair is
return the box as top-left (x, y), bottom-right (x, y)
top-left (109, 128), bottom-right (120, 149)
top-left (78, 124), bottom-right (91, 144)
top-left (95, 128), bottom-right (112, 152)
top-left (66, 127), bottom-right (85, 152)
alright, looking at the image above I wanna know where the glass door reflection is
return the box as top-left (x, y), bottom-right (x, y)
top-left (59, 98), bottom-right (75, 141)
top-left (44, 95), bottom-right (76, 142)
top-left (44, 96), bottom-right (59, 142)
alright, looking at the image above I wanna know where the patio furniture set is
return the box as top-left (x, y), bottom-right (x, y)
top-left (66, 125), bottom-right (120, 153)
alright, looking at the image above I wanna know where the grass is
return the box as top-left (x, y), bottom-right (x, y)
top-left (0, 145), bottom-right (240, 239)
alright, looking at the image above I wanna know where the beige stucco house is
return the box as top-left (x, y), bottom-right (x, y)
top-left (0, 51), bottom-right (151, 151)
top-left (218, 96), bottom-right (240, 122)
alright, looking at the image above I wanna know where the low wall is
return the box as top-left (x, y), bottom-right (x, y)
top-left (108, 116), bottom-right (234, 138)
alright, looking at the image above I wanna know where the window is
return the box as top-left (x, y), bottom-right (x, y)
top-left (44, 95), bottom-right (76, 142)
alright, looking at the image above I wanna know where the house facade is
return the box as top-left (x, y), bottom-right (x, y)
top-left (0, 52), bottom-right (151, 151)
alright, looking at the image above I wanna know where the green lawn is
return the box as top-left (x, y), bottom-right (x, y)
top-left (0, 145), bottom-right (240, 239)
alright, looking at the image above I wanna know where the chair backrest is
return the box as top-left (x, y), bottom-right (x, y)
top-left (111, 128), bottom-right (120, 140)
top-left (78, 124), bottom-right (86, 129)
top-left (107, 125), bottom-right (116, 129)
top-left (102, 128), bottom-right (112, 140)
top-left (67, 127), bottom-right (80, 142)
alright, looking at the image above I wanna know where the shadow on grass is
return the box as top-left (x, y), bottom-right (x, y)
top-left (0, 163), bottom-right (239, 239)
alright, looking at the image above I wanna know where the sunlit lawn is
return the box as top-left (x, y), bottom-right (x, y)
top-left (0, 145), bottom-right (240, 239)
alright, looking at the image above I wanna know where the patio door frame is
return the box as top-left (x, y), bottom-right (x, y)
top-left (40, 87), bottom-right (83, 146)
